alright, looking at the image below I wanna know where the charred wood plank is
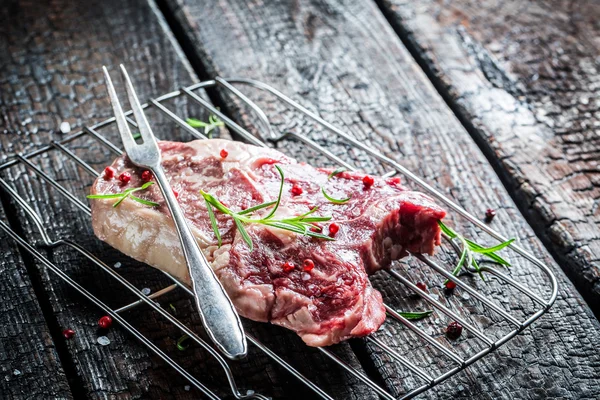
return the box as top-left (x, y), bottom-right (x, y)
top-left (376, 0), bottom-right (600, 317)
top-left (160, 0), bottom-right (600, 398)
top-left (0, 207), bottom-right (72, 399)
top-left (0, 0), bottom-right (376, 398)
top-left (0, 0), bottom-right (333, 399)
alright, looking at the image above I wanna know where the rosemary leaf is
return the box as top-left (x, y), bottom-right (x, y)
top-left (295, 206), bottom-right (319, 219)
top-left (304, 231), bottom-right (336, 241)
top-left (451, 240), bottom-right (469, 277)
top-left (200, 190), bottom-right (231, 215)
top-left (468, 238), bottom-right (515, 254)
top-left (471, 258), bottom-right (485, 281)
top-left (321, 187), bottom-right (352, 204)
top-left (129, 196), bottom-right (160, 207)
top-left (293, 216), bottom-right (332, 223)
top-left (322, 168), bottom-right (352, 204)
top-left (327, 167), bottom-right (347, 179)
top-left (186, 118), bottom-right (208, 128)
top-left (262, 221), bottom-right (306, 235)
top-left (186, 115), bottom-right (224, 138)
top-left (282, 209), bottom-right (324, 222)
top-left (465, 239), bottom-right (512, 266)
top-left (263, 165), bottom-right (284, 220)
top-left (398, 310), bottom-right (433, 320)
top-left (176, 335), bottom-right (190, 351)
top-left (437, 220), bottom-right (457, 239)
top-left (205, 201), bottom-right (222, 247)
top-left (112, 194), bottom-right (129, 208)
top-left (86, 194), bottom-right (124, 199)
top-left (234, 217), bottom-right (253, 250)
top-left (139, 181), bottom-right (155, 190)
top-left (237, 200), bottom-right (277, 215)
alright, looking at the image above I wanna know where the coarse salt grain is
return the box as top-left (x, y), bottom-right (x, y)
top-left (60, 121), bottom-right (71, 134)
top-left (97, 336), bottom-right (110, 346)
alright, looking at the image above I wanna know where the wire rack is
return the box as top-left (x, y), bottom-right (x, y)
top-left (0, 77), bottom-right (558, 399)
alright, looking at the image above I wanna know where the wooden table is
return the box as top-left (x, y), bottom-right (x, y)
top-left (1, 0), bottom-right (599, 398)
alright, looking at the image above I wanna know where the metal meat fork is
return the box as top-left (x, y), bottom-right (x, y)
top-left (102, 65), bottom-right (247, 360)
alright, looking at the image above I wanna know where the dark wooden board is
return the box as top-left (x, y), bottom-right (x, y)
top-left (0, 207), bottom-right (72, 399)
top-left (376, 0), bottom-right (600, 316)
top-left (161, 0), bottom-right (600, 398)
top-left (0, 0), bottom-right (217, 397)
top-left (0, 0), bottom-right (376, 399)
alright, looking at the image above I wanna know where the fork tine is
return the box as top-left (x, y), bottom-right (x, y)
top-left (119, 64), bottom-right (157, 146)
top-left (102, 66), bottom-right (137, 152)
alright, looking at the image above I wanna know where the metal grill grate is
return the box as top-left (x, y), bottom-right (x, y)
top-left (0, 78), bottom-right (557, 399)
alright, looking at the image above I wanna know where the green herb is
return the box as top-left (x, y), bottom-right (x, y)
top-left (186, 115), bottom-right (224, 138)
top-left (398, 310), bottom-right (433, 320)
top-left (234, 216), bottom-right (253, 249)
top-left (438, 220), bottom-right (515, 282)
top-left (87, 182), bottom-right (159, 208)
top-left (321, 187), bottom-right (351, 204)
top-left (176, 334), bottom-right (189, 351)
top-left (237, 200), bottom-right (277, 215)
top-left (327, 167), bottom-right (347, 179)
top-left (200, 165), bottom-right (334, 250)
top-left (169, 303), bottom-right (176, 313)
top-left (205, 201), bottom-right (221, 247)
top-left (322, 167), bottom-right (352, 204)
top-left (132, 132), bottom-right (141, 140)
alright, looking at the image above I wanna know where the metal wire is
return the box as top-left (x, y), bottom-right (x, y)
top-left (0, 78), bottom-right (557, 399)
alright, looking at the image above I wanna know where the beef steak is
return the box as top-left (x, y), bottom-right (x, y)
top-left (90, 139), bottom-right (446, 346)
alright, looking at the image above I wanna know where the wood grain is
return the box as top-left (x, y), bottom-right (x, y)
top-left (162, 0), bottom-right (600, 398)
top-left (0, 0), bottom-right (376, 398)
top-left (376, 0), bottom-right (600, 316)
top-left (0, 0), bottom-right (215, 397)
top-left (0, 207), bottom-right (72, 399)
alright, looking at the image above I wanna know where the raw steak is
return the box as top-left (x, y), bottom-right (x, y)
top-left (90, 139), bottom-right (446, 346)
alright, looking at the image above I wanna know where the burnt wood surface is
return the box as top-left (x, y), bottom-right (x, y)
top-left (0, 0), bottom-right (376, 399)
top-left (0, 0), bottom-right (599, 398)
top-left (376, 0), bottom-right (600, 316)
top-left (0, 212), bottom-right (72, 399)
top-left (0, 0), bottom-right (208, 398)
top-left (161, 0), bottom-right (600, 398)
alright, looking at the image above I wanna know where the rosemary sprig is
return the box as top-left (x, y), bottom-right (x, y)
top-left (200, 165), bottom-right (334, 250)
top-left (398, 310), bottom-right (433, 320)
top-left (322, 167), bottom-right (352, 204)
top-left (87, 182), bottom-right (159, 208)
top-left (186, 114), bottom-right (224, 138)
top-left (438, 220), bottom-right (515, 282)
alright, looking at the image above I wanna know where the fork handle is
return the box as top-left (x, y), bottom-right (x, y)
top-left (152, 167), bottom-right (247, 360)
